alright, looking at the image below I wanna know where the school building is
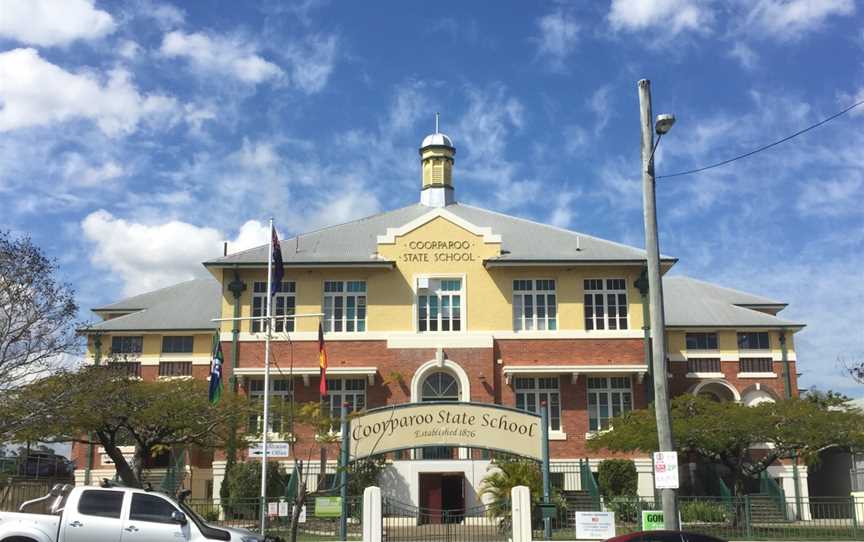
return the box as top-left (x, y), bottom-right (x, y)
top-left (74, 127), bottom-right (807, 511)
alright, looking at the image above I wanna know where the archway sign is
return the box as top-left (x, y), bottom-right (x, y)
top-left (349, 402), bottom-right (545, 460)
top-left (336, 401), bottom-right (554, 538)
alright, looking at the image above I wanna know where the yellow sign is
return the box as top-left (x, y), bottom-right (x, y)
top-left (349, 403), bottom-right (543, 460)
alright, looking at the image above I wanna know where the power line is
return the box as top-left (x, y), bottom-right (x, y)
top-left (657, 98), bottom-right (864, 179)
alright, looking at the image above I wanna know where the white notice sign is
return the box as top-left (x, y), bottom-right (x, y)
top-left (268, 502), bottom-right (279, 516)
top-left (574, 511), bottom-right (616, 540)
top-left (653, 451), bottom-right (679, 489)
top-left (248, 441), bottom-right (291, 458)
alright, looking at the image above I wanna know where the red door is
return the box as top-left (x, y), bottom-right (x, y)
top-left (419, 473), bottom-right (443, 524)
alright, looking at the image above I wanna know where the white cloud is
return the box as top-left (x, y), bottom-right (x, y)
top-left (728, 42), bottom-right (758, 69)
top-left (0, 48), bottom-right (176, 135)
top-left (284, 33), bottom-right (339, 94)
top-left (0, 0), bottom-right (116, 46)
top-left (118, 40), bottom-right (143, 60)
top-left (608, 0), bottom-right (713, 36)
top-left (160, 30), bottom-right (284, 84)
top-left (796, 175), bottom-right (864, 217)
top-left (535, 10), bottom-right (579, 70)
top-left (745, 0), bottom-right (855, 40)
top-left (81, 210), bottom-right (270, 296)
top-left (62, 153), bottom-right (124, 187)
top-left (588, 85), bottom-right (613, 134)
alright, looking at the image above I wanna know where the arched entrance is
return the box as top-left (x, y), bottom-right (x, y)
top-left (692, 379), bottom-right (740, 402)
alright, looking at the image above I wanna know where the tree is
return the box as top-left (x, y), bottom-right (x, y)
top-left (588, 395), bottom-right (864, 497)
top-left (6, 365), bottom-right (252, 488)
top-left (597, 459), bottom-right (638, 500)
top-left (479, 457), bottom-right (550, 531)
top-left (0, 231), bottom-right (79, 393)
top-left (839, 356), bottom-right (864, 385)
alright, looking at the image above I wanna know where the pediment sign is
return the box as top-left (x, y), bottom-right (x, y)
top-left (376, 208), bottom-right (501, 264)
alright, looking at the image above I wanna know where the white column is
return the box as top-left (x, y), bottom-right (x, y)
top-left (363, 486), bottom-right (382, 542)
top-left (511, 485), bottom-right (532, 542)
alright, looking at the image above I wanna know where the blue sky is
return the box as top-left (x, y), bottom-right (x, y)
top-left (0, 0), bottom-right (862, 397)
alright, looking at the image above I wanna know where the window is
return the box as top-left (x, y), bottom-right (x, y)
top-left (158, 361), bottom-right (192, 377)
top-left (129, 493), bottom-right (179, 524)
top-left (108, 361), bottom-right (141, 378)
top-left (322, 378), bottom-right (366, 431)
top-left (686, 333), bottom-right (718, 350)
top-left (251, 281), bottom-right (296, 333)
top-left (514, 377), bottom-right (561, 431)
top-left (513, 280), bottom-right (557, 331)
top-left (421, 372), bottom-right (460, 401)
top-left (247, 378), bottom-right (291, 434)
top-left (418, 278), bottom-right (462, 332)
top-left (739, 358), bottom-right (773, 374)
top-left (738, 332), bottom-right (770, 350)
top-left (111, 336), bottom-right (142, 355)
top-left (587, 377), bottom-right (632, 431)
top-left (161, 336), bottom-right (193, 353)
top-left (687, 358), bottom-right (720, 373)
top-left (323, 281), bottom-right (366, 332)
top-left (584, 279), bottom-right (628, 331)
top-left (78, 489), bottom-right (124, 519)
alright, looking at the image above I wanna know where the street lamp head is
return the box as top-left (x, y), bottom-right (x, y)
top-left (655, 114), bottom-right (676, 135)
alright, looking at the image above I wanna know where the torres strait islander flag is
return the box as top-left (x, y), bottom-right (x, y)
top-left (318, 322), bottom-right (328, 396)
top-left (208, 334), bottom-right (224, 404)
top-left (271, 227), bottom-right (284, 297)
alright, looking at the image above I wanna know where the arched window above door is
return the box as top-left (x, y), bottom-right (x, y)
top-left (421, 371), bottom-right (459, 402)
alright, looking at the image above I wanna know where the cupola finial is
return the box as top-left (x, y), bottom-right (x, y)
top-left (419, 115), bottom-right (456, 207)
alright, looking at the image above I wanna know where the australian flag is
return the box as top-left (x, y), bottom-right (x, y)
top-left (271, 227), bottom-right (284, 297)
top-left (208, 335), bottom-right (224, 404)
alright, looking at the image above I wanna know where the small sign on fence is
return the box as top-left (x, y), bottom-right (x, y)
top-left (641, 510), bottom-right (665, 530)
top-left (248, 441), bottom-right (291, 458)
top-left (653, 451), bottom-right (679, 489)
top-left (574, 511), bottom-right (616, 540)
top-left (314, 496), bottom-right (341, 517)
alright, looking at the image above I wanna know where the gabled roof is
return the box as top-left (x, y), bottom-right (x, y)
top-left (663, 275), bottom-right (802, 328)
top-left (203, 203), bottom-right (675, 267)
top-left (83, 278), bottom-right (220, 332)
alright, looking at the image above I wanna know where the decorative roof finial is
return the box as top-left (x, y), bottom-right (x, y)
top-left (435, 112), bottom-right (440, 134)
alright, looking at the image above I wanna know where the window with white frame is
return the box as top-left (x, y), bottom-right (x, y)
top-left (323, 281), bottom-right (367, 332)
top-left (584, 279), bottom-right (628, 331)
top-left (737, 332), bottom-right (770, 350)
top-left (686, 332), bottom-right (718, 350)
top-left (247, 378), bottom-right (291, 434)
top-left (111, 336), bottom-right (143, 355)
top-left (514, 377), bottom-right (561, 431)
top-left (321, 378), bottom-right (366, 431)
top-left (513, 280), bottom-right (557, 331)
top-left (587, 376), bottom-right (632, 431)
top-left (418, 278), bottom-right (462, 332)
top-left (251, 281), bottom-right (296, 333)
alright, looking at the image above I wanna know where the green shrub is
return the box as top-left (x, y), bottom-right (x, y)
top-left (223, 461), bottom-right (286, 510)
top-left (202, 509), bottom-right (221, 522)
top-left (597, 459), bottom-right (638, 500)
top-left (681, 500), bottom-right (728, 523)
top-left (606, 497), bottom-right (641, 523)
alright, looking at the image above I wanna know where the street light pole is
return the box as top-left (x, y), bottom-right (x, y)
top-left (638, 78), bottom-right (679, 530)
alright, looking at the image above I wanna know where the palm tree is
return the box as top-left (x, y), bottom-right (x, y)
top-left (479, 457), bottom-right (544, 531)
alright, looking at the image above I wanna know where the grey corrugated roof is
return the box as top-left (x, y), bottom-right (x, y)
top-left (663, 275), bottom-right (801, 328)
top-left (204, 203), bottom-right (674, 266)
top-left (84, 278), bottom-right (220, 331)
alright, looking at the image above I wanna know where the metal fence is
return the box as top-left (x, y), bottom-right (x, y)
top-left (382, 497), bottom-right (508, 542)
top-left (852, 468), bottom-right (864, 492)
top-left (532, 496), bottom-right (864, 541)
top-left (185, 495), bottom-right (363, 540)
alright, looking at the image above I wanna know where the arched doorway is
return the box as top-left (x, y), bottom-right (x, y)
top-left (692, 380), bottom-right (740, 402)
top-left (420, 370), bottom-right (459, 460)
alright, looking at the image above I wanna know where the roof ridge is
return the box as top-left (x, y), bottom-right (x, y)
top-left (454, 203), bottom-right (662, 257)
top-left (215, 203), bottom-right (423, 260)
top-left (93, 277), bottom-right (213, 311)
top-left (666, 274), bottom-right (785, 305)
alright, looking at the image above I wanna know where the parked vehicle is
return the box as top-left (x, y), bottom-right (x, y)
top-left (0, 483), bottom-right (268, 542)
top-left (605, 531), bottom-right (727, 542)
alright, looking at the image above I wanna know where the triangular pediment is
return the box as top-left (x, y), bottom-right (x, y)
top-left (376, 207), bottom-right (502, 245)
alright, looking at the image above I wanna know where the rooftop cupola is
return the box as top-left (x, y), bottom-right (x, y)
top-left (419, 113), bottom-right (456, 207)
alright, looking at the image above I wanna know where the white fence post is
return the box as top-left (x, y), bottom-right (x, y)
top-left (363, 486), bottom-right (382, 542)
top-left (511, 485), bottom-right (532, 542)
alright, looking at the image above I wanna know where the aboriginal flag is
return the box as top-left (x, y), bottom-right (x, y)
top-left (318, 322), bottom-right (328, 396)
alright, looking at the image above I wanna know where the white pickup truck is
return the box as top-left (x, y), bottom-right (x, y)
top-left (0, 484), bottom-right (268, 542)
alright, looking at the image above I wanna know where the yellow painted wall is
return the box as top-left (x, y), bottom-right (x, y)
top-left (217, 215), bottom-right (648, 333)
top-left (85, 332), bottom-right (216, 362)
top-left (667, 329), bottom-right (796, 357)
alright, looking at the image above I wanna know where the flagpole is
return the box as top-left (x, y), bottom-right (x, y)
top-left (260, 217), bottom-right (274, 535)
